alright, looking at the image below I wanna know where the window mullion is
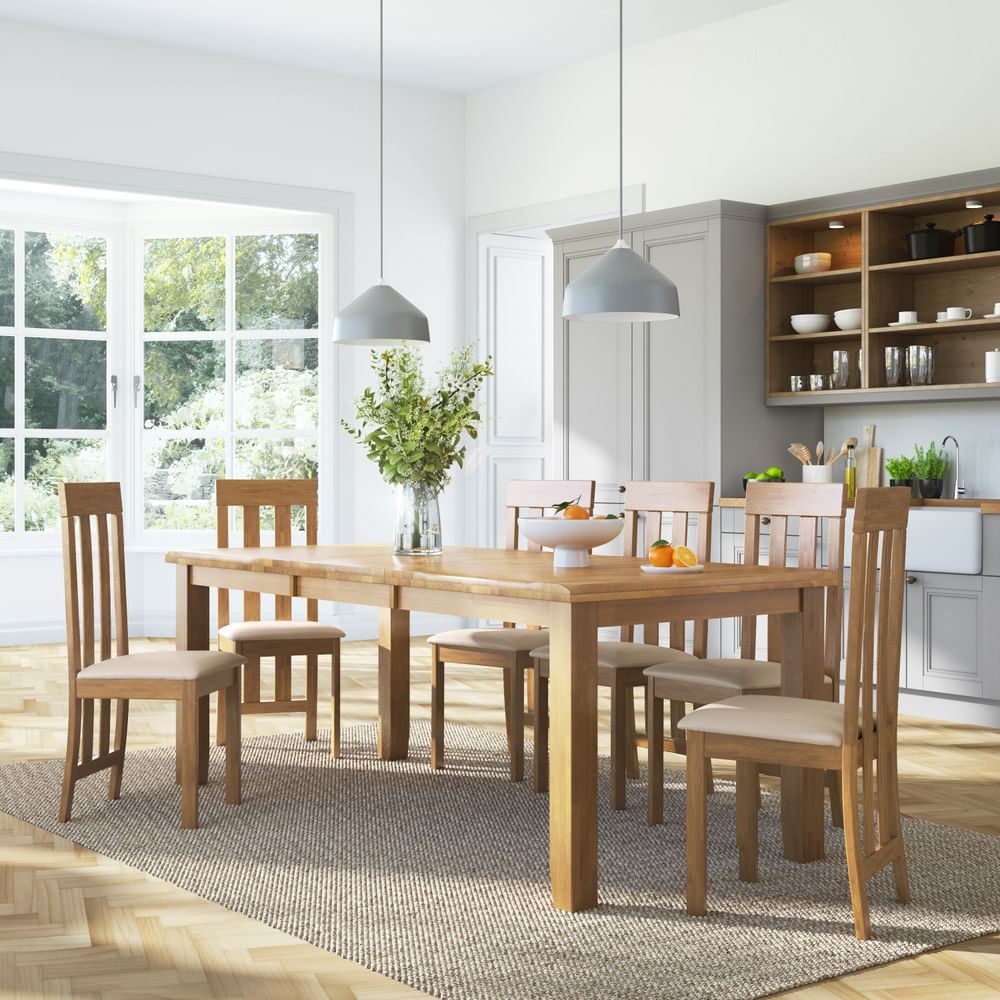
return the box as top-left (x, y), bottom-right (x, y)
top-left (13, 227), bottom-right (24, 535)
top-left (225, 234), bottom-right (236, 480)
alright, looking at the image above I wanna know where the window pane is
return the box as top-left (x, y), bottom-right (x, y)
top-left (144, 237), bottom-right (225, 332)
top-left (25, 438), bottom-right (106, 532)
top-left (25, 232), bottom-right (107, 331)
top-left (235, 234), bottom-right (318, 330)
top-left (0, 337), bottom-right (12, 428)
top-left (234, 437), bottom-right (317, 530)
top-left (234, 338), bottom-right (318, 430)
top-left (0, 439), bottom-right (13, 532)
top-left (25, 337), bottom-right (106, 430)
top-left (144, 340), bottom-right (225, 430)
top-left (0, 230), bottom-right (13, 327)
top-left (144, 437), bottom-right (224, 529)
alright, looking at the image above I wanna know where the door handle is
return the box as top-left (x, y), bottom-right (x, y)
top-left (906, 575), bottom-right (917, 584)
top-left (133, 375), bottom-right (141, 408)
top-left (110, 374), bottom-right (118, 407)
top-left (761, 516), bottom-right (771, 525)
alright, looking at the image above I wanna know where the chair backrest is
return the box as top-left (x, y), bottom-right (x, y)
top-left (842, 487), bottom-right (909, 854)
top-left (621, 480), bottom-right (715, 654)
top-left (215, 479), bottom-right (319, 628)
top-left (740, 481), bottom-right (847, 677)
top-left (503, 480), bottom-right (596, 551)
top-left (59, 482), bottom-right (129, 684)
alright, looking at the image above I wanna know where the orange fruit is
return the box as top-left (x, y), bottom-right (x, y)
top-left (562, 505), bottom-right (590, 520)
top-left (673, 545), bottom-right (698, 568)
top-left (648, 543), bottom-right (674, 567)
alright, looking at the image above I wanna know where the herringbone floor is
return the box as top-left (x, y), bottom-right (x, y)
top-left (1, 638), bottom-right (999, 999)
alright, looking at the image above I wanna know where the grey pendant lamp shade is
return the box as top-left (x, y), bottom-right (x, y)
top-left (334, 0), bottom-right (429, 345)
top-left (562, 0), bottom-right (679, 324)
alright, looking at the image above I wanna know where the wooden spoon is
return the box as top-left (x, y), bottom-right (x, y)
top-left (816, 440), bottom-right (824, 465)
top-left (825, 436), bottom-right (858, 466)
top-left (787, 443), bottom-right (812, 465)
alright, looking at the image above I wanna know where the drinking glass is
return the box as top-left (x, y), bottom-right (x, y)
top-left (885, 347), bottom-right (903, 387)
top-left (907, 345), bottom-right (932, 385)
top-left (831, 350), bottom-right (850, 389)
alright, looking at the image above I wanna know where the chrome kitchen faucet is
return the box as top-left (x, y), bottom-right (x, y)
top-left (941, 435), bottom-right (965, 498)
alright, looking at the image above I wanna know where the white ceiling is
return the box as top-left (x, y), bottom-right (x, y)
top-left (0, 0), bottom-right (786, 94)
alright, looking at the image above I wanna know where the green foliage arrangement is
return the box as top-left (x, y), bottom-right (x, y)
top-left (342, 345), bottom-right (493, 494)
top-left (913, 442), bottom-right (948, 481)
top-left (885, 454), bottom-right (916, 480)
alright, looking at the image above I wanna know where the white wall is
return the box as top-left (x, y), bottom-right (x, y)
top-left (465, 0), bottom-right (1000, 218)
top-left (0, 19), bottom-right (467, 642)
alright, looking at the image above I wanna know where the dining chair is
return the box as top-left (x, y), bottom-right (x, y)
top-left (215, 479), bottom-right (345, 755)
top-left (58, 482), bottom-right (244, 830)
top-left (531, 480), bottom-right (715, 808)
top-left (678, 487), bottom-right (910, 939)
top-left (645, 480), bottom-right (846, 826)
top-left (427, 479), bottom-right (595, 787)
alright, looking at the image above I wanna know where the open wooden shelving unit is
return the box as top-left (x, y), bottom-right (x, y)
top-left (765, 186), bottom-right (1000, 405)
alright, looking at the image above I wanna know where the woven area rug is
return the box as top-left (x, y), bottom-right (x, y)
top-left (0, 723), bottom-right (998, 1000)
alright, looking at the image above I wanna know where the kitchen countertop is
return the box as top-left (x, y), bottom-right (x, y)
top-left (721, 496), bottom-right (1000, 514)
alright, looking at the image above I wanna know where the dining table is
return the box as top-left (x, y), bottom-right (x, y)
top-left (166, 543), bottom-right (838, 912)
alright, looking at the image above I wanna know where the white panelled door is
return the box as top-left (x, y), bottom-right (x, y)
top-left (475, 232), bottom-right (552, 548)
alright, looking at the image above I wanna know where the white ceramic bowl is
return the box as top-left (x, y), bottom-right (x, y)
top-left (517, 516), bottom-right (624, 568)
top-left (794, 252), bottom-right (832, 275)
top-left (790, 313), bottom-right (831, 334)
top-left (834, 307), bottom-right (863, 331)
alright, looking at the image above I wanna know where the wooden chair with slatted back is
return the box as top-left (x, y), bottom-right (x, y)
top-left (59, 482), bottom-right (243, 830)
top-left (678, 487), bottom-right (910, 939)
top-left (645, 480), bottom-right (846, 826)
top-left (215, 479), bottom-right (344, 754)
top-left (531, 480), bottom-right (715, 809)
top-left (427, 479), bottom-right (596, 789)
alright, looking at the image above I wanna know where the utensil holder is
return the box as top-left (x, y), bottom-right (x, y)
top-left (802, 465), bottom-right (834, 484)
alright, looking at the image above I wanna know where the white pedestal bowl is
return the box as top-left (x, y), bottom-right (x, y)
top-left (517, 516), bottom-right (624, 568)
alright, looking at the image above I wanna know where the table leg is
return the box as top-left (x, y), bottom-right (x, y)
top-left (548, 602), bottom-right (598, 911)
top-left (780, 586), bottom-right (826, 862)
top-left (377, 607), bottom-right (410, 761)
top-left (176, 566), bottom-right (210, 784)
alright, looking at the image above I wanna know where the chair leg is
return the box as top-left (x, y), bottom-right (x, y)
top-left (502, 670), bottom-right (514, 757)
top-left (180, 686), bottom-right (200, 830)
top-left (330, 642), bottom-right (341, 759)
top-left (841, 761), bottom-right (872, 939)
top-left (646, 681), bottom-right (664, 826)
top-left (625, 687), bottom-right (640, 780)
top-left (610, 676), bottom-right (628, 810)
top-left (827, 769), bottom-right (844, 828)
top-left (198, 695), bottom-right (210, 786)
top-left (305, 653), bottom-right (318, 741)
top-left (59, 696), bottom-right (83, 823)
top-left (107, 699), bottom-right (129, 801)
top-left (216, 658), bottom-right (236, 747)
top-left (430, 648), bottom-right (445, 770)
top-left (686, 730), bottom-right (708, 916)
top-left (880, 751), bottom-right (911, 904)
top-left (224, 677), bottom-right (241, 806)
top-left (507, 661), bottom-right (524, 783)
top-left (691, 704), bottom-right (715, 794)
top-left (736, 760), bottom-right (759, 883)
top-left (533, 668), bottom-right (548, 793)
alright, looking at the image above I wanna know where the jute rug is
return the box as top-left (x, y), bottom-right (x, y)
top-left (0, 722), bottom-right (998, 1000)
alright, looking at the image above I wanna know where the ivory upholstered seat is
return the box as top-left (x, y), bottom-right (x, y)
top-left (218, 620), bottom-right (346, 643)
top-left (678, 488), bottom-right (911, 940)
top-left (429, 479), bottom-right (595, 787)
top-left (58, 482), bottom-right (243, 830)
top-left (530, 480), bottom-right (715, 809)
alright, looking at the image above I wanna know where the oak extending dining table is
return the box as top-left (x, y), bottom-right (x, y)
top-left (166, 543), bottom-right (837, 912)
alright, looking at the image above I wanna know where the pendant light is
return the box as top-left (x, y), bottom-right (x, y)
top-left (334, 0), bottom-right (429, 345)
top-left (562, 0), bottom-right (679, 323)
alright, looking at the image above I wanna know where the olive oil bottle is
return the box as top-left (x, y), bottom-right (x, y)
top-left (845, 443), bottom-right (857, 500)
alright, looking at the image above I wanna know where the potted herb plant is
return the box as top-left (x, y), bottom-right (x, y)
top-left (885, 454), bottom-right (916, 495)
top-left (342, 344), bottom-right (493, 554)
top-left (912, 442), bottom-right (948, 499)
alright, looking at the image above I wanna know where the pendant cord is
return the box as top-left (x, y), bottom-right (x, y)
top-left (618, 0), bottom-right (623, 243)
top-left (379, 0), bottom-right (384, 281)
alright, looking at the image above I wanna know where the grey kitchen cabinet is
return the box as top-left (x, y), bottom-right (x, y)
top-left (549, 201), bottom-right (820, 502)
top-left (905, 572), bottom-right (984, 698)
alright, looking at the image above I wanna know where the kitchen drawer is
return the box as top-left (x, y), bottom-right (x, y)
top-left (984, 515), bottom-right (1000, 577)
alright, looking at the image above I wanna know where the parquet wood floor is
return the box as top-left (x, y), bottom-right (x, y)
top-left (1, 638), bottom-right (998, 999)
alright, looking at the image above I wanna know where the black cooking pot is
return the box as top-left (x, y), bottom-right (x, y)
top-left (902, 222), bottom-right (959, 260)
top-left (963, 214), bottom-right (1000, 254)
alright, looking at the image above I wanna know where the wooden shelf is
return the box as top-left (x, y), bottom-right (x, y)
top-left (767, 382), bottom-right (1000, 406)
top-left (769, 267), bottom-right (862, 285)
top-left (870, 316), bottom-right (1000, 336)
top-left (870, 250), bottom-right (1000, 275)
top-left (769, 329), bottom-right (860, 343)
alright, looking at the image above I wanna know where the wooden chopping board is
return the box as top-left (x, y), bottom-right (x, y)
top-left (855, 424), bottom-right (883, 488)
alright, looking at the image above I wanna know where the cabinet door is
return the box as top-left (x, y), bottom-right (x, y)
top-left (906, 572), bottom-right (984, 698)
top-left (982, 576), bottom-right (1000, 700)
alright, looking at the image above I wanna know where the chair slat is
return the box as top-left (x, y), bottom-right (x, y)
top-left (78, 516), bottom-right (95, 669)
top-left (274, 505), bottom-right (292, 621)
top-left (110, 513), bottom-right (129, 657)
top-left (739, 515), bottom-right (760, 659)
top-left (96, 514), bottom-right (112, 663)
top-left (824, 517), bottom-right (845, 688)
top-left (306, 499), bottom-right (319, 622)
top-left (217, 500), bottom-right (230, 630)
top-left (61, 513), bottom-right (81, 682)
top-left (242, 504), bottom-right (262, 622)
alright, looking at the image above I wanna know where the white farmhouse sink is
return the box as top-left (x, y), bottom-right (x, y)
top-left (844, 507), bottom-right (982, 574)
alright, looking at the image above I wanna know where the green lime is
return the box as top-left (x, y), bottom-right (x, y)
top-left (755, 473), bottom-right (770, 480)
top-left (650, 538), bottom-right (671, 548)
top-left (743, 472), bottom-right (757, 480)
top-left (765, 466), bottom-right (784, 479)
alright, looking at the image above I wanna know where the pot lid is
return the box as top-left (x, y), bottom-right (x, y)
top-left (905, 222), bottom-right (958, 238)
top-left (966, 214), bottom-right (1000, 227)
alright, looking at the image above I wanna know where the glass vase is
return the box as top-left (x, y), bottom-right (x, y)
top-left (394, 483), bottom-right (443, 555)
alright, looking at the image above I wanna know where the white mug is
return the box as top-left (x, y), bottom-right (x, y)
top-left (946, 306), bottom-right (973, 320)
top-left (937, 311), bottom-right (947, 321)
top-left (898, 310), bottom-right (918, 324)
top-left (993, 302), bottom-right (1000, 316)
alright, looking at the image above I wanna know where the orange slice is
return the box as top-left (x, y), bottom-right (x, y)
top-left (673, 545), bottom-right (698, 568)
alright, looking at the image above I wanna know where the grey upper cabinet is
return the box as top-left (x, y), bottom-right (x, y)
top-left (550, 202), bottom-right (820, 500)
